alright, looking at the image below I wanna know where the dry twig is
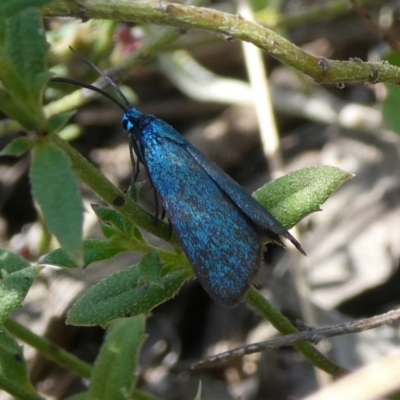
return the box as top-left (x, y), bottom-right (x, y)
top-left (192, 308), bottom-right (400, 369)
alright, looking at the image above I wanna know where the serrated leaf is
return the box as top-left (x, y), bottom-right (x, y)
top-left (0, 326), bottom-right (35, 394)
top-left (40, 240), bottom-right (126, 269)
top-left (0, 248), bottom-right (30, 275)
top-left (89, 315), bottom-right (146, 400)
top-left (0, 266), bottom-right (41, 323)
top-left (0, 9), bottom-right (50, 130)
top-left (253, 166), bottom-right (353, 229)
top-left (0, 0), bottom-right (54, 18)
top-left (30, 140), bottom-right (83, 261)
top-left (0, 137), bottom-right (32, 157)
top-left (67, 259), bottom-right (193, 326)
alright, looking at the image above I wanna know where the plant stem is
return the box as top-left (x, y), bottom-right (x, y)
top-left (0, 374), bottom-right (44, 400)
top-left (49, 134), bottom-right (176, 245)
top-left (4, 318), bottom-right (92, 379)
top-left (42, 0), bottom-right (400, 85)
top-left (246, 287), bottom-right (346, 377)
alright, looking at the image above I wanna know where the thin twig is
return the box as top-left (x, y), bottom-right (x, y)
top-left (192, 307), bottom-right (400, 369)
top-left (42, 0), bottom-right (400, 85)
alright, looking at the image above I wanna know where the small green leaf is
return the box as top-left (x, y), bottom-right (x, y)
top-left (46, 112), bottom-right (73, 134)
top-left (89, 315), bottom-right (146, 400)
top-left (0, 9), bottom-right (50, 130)
top-left (92, 204), bottom-right (145, 244)
top-left (67, 258), bottom-right (193, 326)
top-left (0, 0), bottom-right (54, 18)
top-left (92, 205), bottom-right (126, 232)
top-left (253, 166), bottom-right (353, 228)
top-left (76, 239), bottom-right (125, 268)
top-left (0, 248), bottom-right (30, 275)
top-left (0, 137), bottom-right (32, 157)
top-left (39, 248), bottom-right (79, 269)
top-left (127, 182), bottom-right (144, 203)
top-left (0, 327), bottom-right (35, 394)
top-left (40, 239), bottom-right (126, 269)
top-left (30, 140), bottom-right (83, 261)
top-left (0, 266), bottom-right (41, 323)
top-left (138, 250), bottom-right (163, 287)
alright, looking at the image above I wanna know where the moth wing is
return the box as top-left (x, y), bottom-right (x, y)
top-left (185, 143), bottom-right (304, 253)
top-left (141, 122), bottom-right (263, 306)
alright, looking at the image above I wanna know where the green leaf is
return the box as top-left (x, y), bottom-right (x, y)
top-left (67, 257), bottom-right (193, 326)
top-left (46, 112), bottom-right (73, 134)
top-left (0, 327), bottom-right (35, 394)
top-left (0, 9), bottom-right (50, 130)
top-left (92, 205), bottom-right (126, 233)
top-left (92, 204), bottom-right (145, 243)
top-left (137, 250), bottom-right (163, 287)
top-left (89, 315), bottom-right (146, 400)
top-left (0, 137), bottom-right (33, 157)
top-left (0, 0), bottom-right (54, 18)
top-left (383, 84), bottom-right (400, 135)
top-left (40, 239), bottom-right (127, 269)
top-left (127, 182), bottom-right (144, 203)
top-left (0, 248), bottom-right (30, 275)
top-left (39, 248), bottom-right (79, 269)
top-left (0, 266), bottom-right (41, 323)
top-left (30, 140), bottom-right (83, 261)
top-left (253, 166), bottom-right (353, 229)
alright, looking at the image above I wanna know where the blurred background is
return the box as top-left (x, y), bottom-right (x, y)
top-left (1, 0), bottom-right (400, 398)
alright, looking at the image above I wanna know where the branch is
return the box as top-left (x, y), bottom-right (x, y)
top-left (41, 0), bottom-right (400, 85)
top-left (192, 307), bottom-right (400, 369)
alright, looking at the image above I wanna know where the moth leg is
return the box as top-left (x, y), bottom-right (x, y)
top-left (153, 187), bottom-right (160, 223)
top-left (128, 134), bottom-right (140, 182)
top-left (167, 217), bottom-right (173, 239)
top-left (160, 207), bottom-right (166, 221)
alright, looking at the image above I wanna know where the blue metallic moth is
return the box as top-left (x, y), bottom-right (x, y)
top-left (52, 48), bottom-right (305, 307)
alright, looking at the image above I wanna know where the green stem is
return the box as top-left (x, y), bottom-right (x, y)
top-left (3, 318), bottom-right (92, 379)
top-left (49, 134), bottom-right (176, 245)
top-left (42, 0), bottom-right (400, 85)
top-left (246, 288), bottom-right (346, 377)
top-left (0, 374), bottom-right (44, 400)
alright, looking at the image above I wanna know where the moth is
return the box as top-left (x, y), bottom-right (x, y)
top-left (52, 50), bottom-right (305, 307)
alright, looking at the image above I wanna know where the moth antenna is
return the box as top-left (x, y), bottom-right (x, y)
top-left (68, 46), bottom-right (132, 110)
top-left (50, 77), bottom-right (129, 112)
